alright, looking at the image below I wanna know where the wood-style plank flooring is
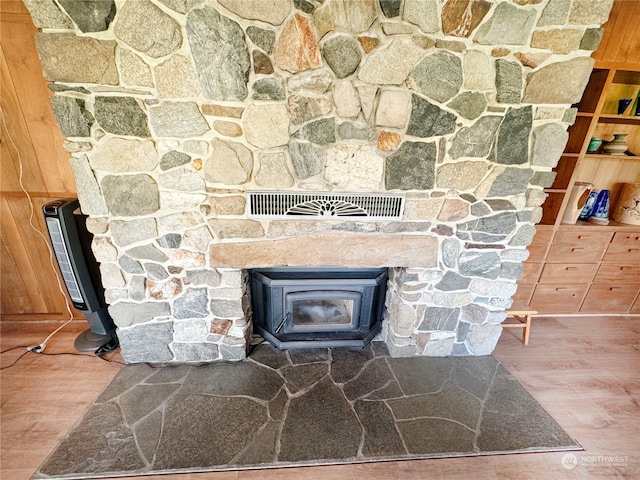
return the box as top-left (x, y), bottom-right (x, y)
top-left (1, 316), bottom-right (638, 480)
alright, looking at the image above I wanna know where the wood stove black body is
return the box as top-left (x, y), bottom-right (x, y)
top-left (250, 267), bottom-right (388, 349)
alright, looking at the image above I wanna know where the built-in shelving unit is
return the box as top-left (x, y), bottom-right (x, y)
top-left (517, 65), bottom-right (640, 315)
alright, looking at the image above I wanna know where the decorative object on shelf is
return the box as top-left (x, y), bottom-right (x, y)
top-left (587, 137), bottom-right (602, 153)
top-left (618, 98), bottom-right (633, 114)
top-left (588, 189), bottom-right (611, 225)
top-left (579, 189), bottom-right (599, 220)
top-left (612, 183), bottom-right (640, 225)
top-left (635, 93), bottom-right (640, 116)
top-left (602, 133), bottom-right (628, 155)
top-left (562, 182), bottom-right (594, 224)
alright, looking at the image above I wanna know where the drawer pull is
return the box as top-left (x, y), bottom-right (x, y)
top-left (565, 267), bottom-right (578, 270)
top-left (555, 287), bottom-right (567, 291)
top-left (570, 247), bottom-right (584, 252)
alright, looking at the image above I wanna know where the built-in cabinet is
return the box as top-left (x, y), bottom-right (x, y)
top-left (516, 64), bottom-right (640, 314)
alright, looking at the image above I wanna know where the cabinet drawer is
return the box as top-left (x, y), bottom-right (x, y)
top-left (527, 229), bottom-right (554, 262)
top-left (594, 264), bottom-right (640, 284)
top-left (580, 284), bottom-right (639, 313)
top-left (530, 284), bottom-right (587, 313)
top-left (539, 263), bottom-right (598, 284)
top-left (546, 231), bottom-right (612, 263)
top-left (519, 262), bottom-right (543, 284)
top-left (602, 232), bottom-right (640, 264)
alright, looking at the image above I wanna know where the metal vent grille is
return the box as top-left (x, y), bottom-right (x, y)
top-left (248, 192), bottom-right (405, 220)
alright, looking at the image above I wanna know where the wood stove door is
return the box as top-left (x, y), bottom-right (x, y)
top-left (281, 290), bottom-right (362, 334)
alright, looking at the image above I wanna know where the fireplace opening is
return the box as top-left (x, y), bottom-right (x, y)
top-left (250, 267), bottom-right (388, 350)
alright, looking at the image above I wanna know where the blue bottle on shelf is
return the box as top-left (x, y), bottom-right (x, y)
top-left (588, 189), bottom-right (611, 225)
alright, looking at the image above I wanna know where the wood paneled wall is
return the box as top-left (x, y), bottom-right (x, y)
top-left (1, 1), bottom-right (78, 320)
top-left (0, 0), bottom-right (637, 321)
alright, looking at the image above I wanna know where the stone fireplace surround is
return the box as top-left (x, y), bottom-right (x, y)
top-left (27, 0), bottom-right (613, 363)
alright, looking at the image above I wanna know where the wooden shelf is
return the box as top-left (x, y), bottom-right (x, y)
top-left (598, 114), bottom-right (640, 125)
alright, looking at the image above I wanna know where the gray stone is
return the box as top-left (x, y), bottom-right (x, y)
top-left (94, 97), bottom-right (150, 138)
top-left (531, 171), bottom-right (557, 188)
top-left (50, 96), bottom-right (93, 137)
top-left (474, 2), bottom-right (537, 45)
top-left (129, 276), bottom-right (146, 301)
top-left (538, 0), bottom-right (570, 26)
top-left (509, 224), bottom-right (537, 246)
top-left (385, 141), bottom-right (437, 190)
top-left (322, 36), bottom-right (362, 79)
top-left (491, 106), bottom-right (531, 165)
top-left (119, 256), bottom-right (144, 274)
top-left (466, 323), bottom-right (502, 355)
top-left (58, 0), bottom-right (114, 32)
top-left (205, 139), bottom-right (253, 185)
top-left (407, 95), bottom-right (457, 138)
top-left (459, 212), bottom-right (518, 236)
top-left (35, 33), bottom-right (118, 85)
top-left (380, 0), bottom-right (401, 17)
top-left (210, 299), bottom-right (244, 318)
top-left (110, 219), bottom-right (157, 247)
top-left (251, 78), bottom-right (285, 100)
top-left (337, 122), bottom-right (375, 141)
top-left (23, 0), bottom-right (74, 29)
top-left (126, 244), bottom-right (169, 262)
top-left (408, 51), bottom-right (463, 103)
top-left (436, 272), bottom-right (471, 291)
top-left (459, 251), bottom-right (501, 279)
top-left (186, 269), bottom-right (221, 286)
top-left (186, 6), bottom-right (250, 101)
top-left (288, 70), bottom-right (334, 95)
top-left (156, 0), bottom-right (205, 14)
top-left (244, 104), bottom-right (290, 148)
top-left (114, 0), bottom-right (181, 58)
top-left (460, 304), bottom-right (489, 324)
top-left (218, 0), bottom-right (291, 25)
top-left (469, 278), bottom-right (517, 297)
top-left (313, 0), bottom-right (377, 38)
top-left (101, 174), bottom-right (159, 216)
top-left (487, 168), bottom-right (534, 196)
top-left (486, 199), bottom-right (515, 211)
top-left (91, 138), bottom-right (158, 172)
top-left (358, 38), bottom-right (425, 86)
top-left (173, 288), bottom-right (209, 319)
top-left (449, 116), bottom-right (502, 159)
top-left (418, 307), bottom-right (460, 332)
top-left (436, 162), bottom-right (490, 191)
top-left (442, 238), bottom-right (460, 268)
top-left (149, 102), bottom-right (209, 137)
top-left (280, 378), bottom-right (361, 462)
top-left (500, 261), bottom-right (524, 280)
top-left (403, 0), bottom-right (439, 33)
top-left (69, 156), bottom-right (108, 215)
top-left (144, 263), bottom-right (169, 281)
top-left (289, 141), bottom-right (325, 179)
top-left (161, 151), bottom-right (191, 170)
top-left (109, 302), bottom-right (171, 328)
top-left (293, 117), bottom-right (336, 145)
top-left (287, 95), bottom-right (332, 125)
top-left (495, 60), bottom-right (522, 104)
top-left (173, 343), bottom-right (220, 362)
top-left (447, 92), bottom-right (486, 120)
top-left (523, 57), bottom-right (595, 104)
top-left (118, 322), bottom-right (174, 362)
top-left (209, 219), bottom-right (264, 239)
top-left (531, 123), bottom-right (568, 167)
top-left (246, 26), bottom-right (276, 53)
top-left (580, 28), bottom-right (604, 51)
top-left (568, 0), bottom-right (614, 25)
top-left (157, 233), bottom-right (181, 249)
top-left (294, 0), bottom-right (314, 13)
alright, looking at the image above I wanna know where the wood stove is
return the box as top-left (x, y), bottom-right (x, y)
top-left (250, 267), bottom-right (388, 349)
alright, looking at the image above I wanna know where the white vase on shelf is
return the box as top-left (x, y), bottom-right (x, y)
top-left (602, 133), bottom-right (628, 155)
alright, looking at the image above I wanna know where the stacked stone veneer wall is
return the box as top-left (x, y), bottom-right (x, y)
top-left (27, 0), bottom-right (613, 363)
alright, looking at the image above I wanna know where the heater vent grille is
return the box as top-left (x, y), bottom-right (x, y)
top-left (248, 192), bottom-right (405, 220)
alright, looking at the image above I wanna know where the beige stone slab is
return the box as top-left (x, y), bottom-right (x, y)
top-left (209, 234), bottom-right (438, 268)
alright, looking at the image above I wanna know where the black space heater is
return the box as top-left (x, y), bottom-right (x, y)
top-left (43, 199), bottom-right (116, 352)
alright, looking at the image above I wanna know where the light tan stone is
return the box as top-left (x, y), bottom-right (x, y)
top-left (333, 81), bottom-right (360, 119)
top-left (568, 0), bottom-right (614, 25)
top-left (403, 196), bottom-right (444, 220)
top-left (436, 161), bottom-right (491, 190)
top-left (358, 38), bottom-right (425, 85)
top-left (213, 120), bottom-right (243, 137)
top-left (437, 199), bottom-right (470, 222)
top-left (209, 234), bottom-right (438, 268)
top-left (324, 144), bottom-right (384, 190)
top-left (91, 138), bottom-right (158, 172)
top-left (155, 55), bottom-right (201, 97)
top-left (205, 139), bottom-right (253, 185)
top-left (118, 48), bottom-right (154, 88)
top-left (218, 0), bottom-right (291, 25)
top-left (403, 0), bottom-right (439, 33)
top-left (208, 195), bottom-right (246, 216)
top-left (313, 0), bottom-right (377, 38)
top-left (375, 89), bottom-right (411, 128)
top-left (202, 104), bottom-right (244, 118)
top-left (464, 50), bottom-right (494, 90)
top-left (255, 152), bottom-right (295, 188)
top-left (357, 85), bottom-right (378, 121)
top-left (243, 104), bottom-right (290, 148)
top-left (531, 29), bottom-right (583, 55)
top-left (209, 219), bottom-right (265, 239)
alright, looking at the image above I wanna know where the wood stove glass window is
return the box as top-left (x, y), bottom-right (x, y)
top-left (286, 291), bottom-right (360, 331)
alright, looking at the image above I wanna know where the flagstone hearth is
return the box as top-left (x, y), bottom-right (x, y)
top-left (32, 343), bottom-right (580, 479)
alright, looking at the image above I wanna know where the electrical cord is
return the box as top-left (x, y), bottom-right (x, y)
top-left (1, 107), bottom-right (77, 353)
top-left (0, 347), bottom-right (126, 370)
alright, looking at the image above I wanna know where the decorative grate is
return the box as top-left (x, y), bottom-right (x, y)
top-left (248, 192), bottom-right (405, 220)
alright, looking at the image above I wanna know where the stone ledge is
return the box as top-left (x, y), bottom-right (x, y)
top-left (209, 234), bottom-right (438, 268)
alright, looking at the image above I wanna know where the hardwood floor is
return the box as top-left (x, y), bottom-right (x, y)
top-left (1, 316), bottom-right (638, 480)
